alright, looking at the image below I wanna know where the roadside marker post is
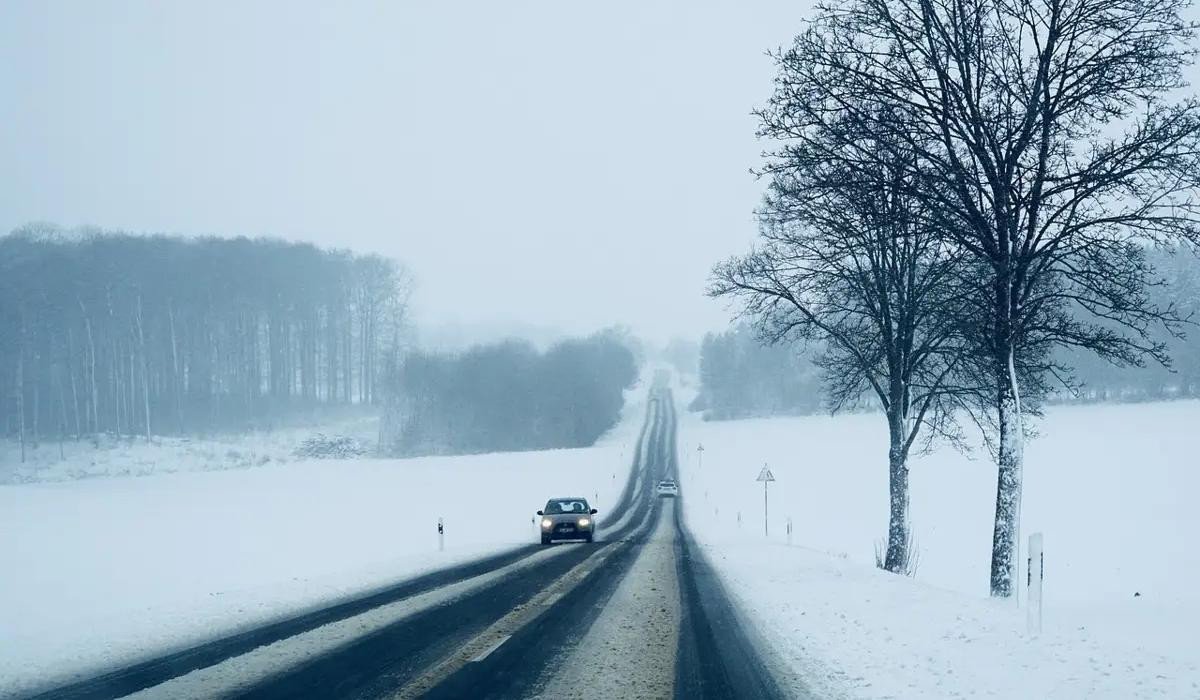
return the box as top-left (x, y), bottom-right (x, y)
top-left (697, 443), bottom-right (705, 470)
top-left (786, 517), bottom-right (793, 546)
top-left (756, 464), bottom-right (776, 538)
top-left (1027, 532), bottom-right (1044, 635)
top-left (438, 517), bottom-right (445, 552)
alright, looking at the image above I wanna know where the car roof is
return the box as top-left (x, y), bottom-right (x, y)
top-left (547, 496), bottom-right (588, 502)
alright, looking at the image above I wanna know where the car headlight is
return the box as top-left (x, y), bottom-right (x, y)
top-left (577, 518), bottom-right (591, 528)
top-left (541, 518), bottom-right (553, 529)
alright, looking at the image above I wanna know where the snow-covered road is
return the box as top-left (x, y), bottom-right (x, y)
top-left (10, 381), bottom-right (789, 700)
top-left (0, 383), bottom-right (651, 698)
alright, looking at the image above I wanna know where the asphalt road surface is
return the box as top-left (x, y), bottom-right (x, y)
top-left (26, 380), bottom-right (796, 700)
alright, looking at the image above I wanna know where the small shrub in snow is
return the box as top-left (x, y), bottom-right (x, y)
top-left (875, 536), bottom-right (920, 578)
top-left (295, 434), bottom-right (368, 459)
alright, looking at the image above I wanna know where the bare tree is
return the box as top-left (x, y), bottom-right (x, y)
top-left (771, 0), bottom-right (1200, 595)
top-left (134, 294), bottom-right (151, 441)
top-left (712, 129), bottom-right (971, 574)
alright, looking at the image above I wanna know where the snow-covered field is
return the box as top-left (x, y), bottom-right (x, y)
top-left (678, 400), bottom-right (1200, 698)
top-left (0, 416), bottom-right (379, 485)
top-left (0, 384), bottom-right (649, 698)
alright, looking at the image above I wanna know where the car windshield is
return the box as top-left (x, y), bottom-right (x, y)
top-left (545, 500), bottom-right (590, 515)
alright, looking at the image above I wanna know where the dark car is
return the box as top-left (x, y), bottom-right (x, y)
top-left (538, 497), bottom-right (598, 544)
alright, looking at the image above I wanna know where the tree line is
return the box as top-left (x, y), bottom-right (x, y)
top-left (712, 0), bottom-right (1200, 595)
top-left (380, 330), bottom-right (639, 456)
top-left (691, 325), bottom-right (823, 419)
top-left (1056, 245), bottom-right (1200, 401)
top-left (0, 225), bottom-right (410, 458)
top-left (699, 246), bottom-right (1200, 418)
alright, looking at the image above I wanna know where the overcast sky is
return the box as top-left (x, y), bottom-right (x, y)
top-left (1, 2), bottom-right (815, 344)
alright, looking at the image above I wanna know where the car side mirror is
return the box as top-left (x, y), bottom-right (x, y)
top-left (536, 510), bottom-right (543, 516)
top-left (590, 508), bottom-right (598, 514)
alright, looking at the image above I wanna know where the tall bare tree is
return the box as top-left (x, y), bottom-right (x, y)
top-left (712, 128), bottom-right (971, 574)
top-left (771, 0), bottom-right (1200, 595)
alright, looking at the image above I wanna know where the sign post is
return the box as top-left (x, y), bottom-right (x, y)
top-left (756, 464), bottom-right (775, 537)
top-left (1027, 532), bottom-right (1044, 635)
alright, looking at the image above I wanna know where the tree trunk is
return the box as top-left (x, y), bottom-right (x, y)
top-left (80, 300), bottom-right (98, 434)
top-left (129, 344), bottom-right (138, 438)
top-left (884, 413), bottom-right (911, 573)
top-left (31, 351), bottom-right (40, 446)
top-left (135, 296), bottom-right (152, 441)
top-left (55, 367), bottom-right (68, 459)
top-left (17, 347), bottom-right (26, 464)
top-left (114, 339), bottom-right (123, 436)
top-left (989, 347), bottom-right (1024, 597)
top-left (67, 328), bottom-right (82, 439)
top-left (168, 304), bottom-right (183, 433)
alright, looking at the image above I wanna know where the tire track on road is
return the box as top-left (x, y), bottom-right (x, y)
top-left (221, 385), bottom-right (671, 699)
top-left (22, 386), bottom-right (664, 700)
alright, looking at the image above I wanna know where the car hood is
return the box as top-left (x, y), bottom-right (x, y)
top-left (544, 513), bottom-right (589, 522)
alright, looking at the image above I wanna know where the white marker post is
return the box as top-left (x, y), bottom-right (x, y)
top-left (786, 517), bottom-right (793, 546)
top-left (697, 443), bottom-right (705, 470)
top-left (438, 517), bottom-right (445, 552)
top-left (1027, 532), bottom-right (1044, 635)
top-left (756, 464), bottom-right (776, 537)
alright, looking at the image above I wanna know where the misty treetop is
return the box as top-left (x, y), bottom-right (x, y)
top-left (380, 331), bottom-right (639, 457)
top-left (0, 225), bottom-right (411, 453)
top-left (703, 247), bottom-right (1200, 418)
top-left (1055, 245), bottom-right (1200, 402)
top-left (691, 326), bottom-right (822, 420)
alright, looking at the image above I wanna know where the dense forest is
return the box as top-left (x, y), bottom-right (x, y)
top-left (690, 325), bottom-right (823, 419)
top-left (1056, 246), bottom-right (1200, 402)
top-left (0, 226), bottom-right (410, 453)
top-left (380, 331), bottom-right (639, 456)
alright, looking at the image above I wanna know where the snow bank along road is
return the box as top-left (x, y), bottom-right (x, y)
top-left (21, 379), bottom-right (800, 700)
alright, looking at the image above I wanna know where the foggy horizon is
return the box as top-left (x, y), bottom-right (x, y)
top-left (0, 1), bottom-right (818, 344)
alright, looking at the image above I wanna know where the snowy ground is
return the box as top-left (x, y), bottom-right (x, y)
top-left (678, 399), bottom-right (1200, 698)
top-left (0, 382), bottom-right (649, 698)
top-left (0, 416), bottom-right (379, 485)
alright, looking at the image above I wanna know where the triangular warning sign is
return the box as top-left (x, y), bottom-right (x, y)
top-left (756, 465), bottom-right (775, 482)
